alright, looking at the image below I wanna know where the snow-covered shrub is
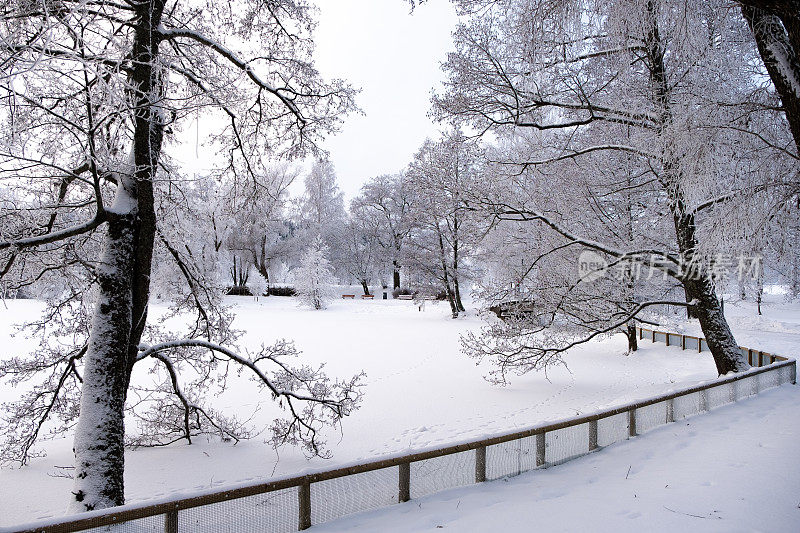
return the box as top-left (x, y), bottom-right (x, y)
top-left (295, 237), bottom-right (337, 309)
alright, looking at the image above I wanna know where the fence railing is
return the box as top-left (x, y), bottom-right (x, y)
top-left (637, 326), bottom-right (789, 366)
top-left (4, 333), bottom-right (796, 533)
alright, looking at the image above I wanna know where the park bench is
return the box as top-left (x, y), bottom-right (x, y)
top-left (361, 294), bottom-right (374, 299)
top-left (341, 294), bottom-right (355, 299)
top-left (397, 294), bottom-right (413, 300)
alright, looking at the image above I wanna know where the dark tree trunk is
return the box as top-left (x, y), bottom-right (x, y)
top-left (436, 228), bottom-right (459, 318)
top-left (684, 275), bottom-right (746, 374)
top-left (452, 236), bottom-right (466, 313)
top-left (453, 277), bottom-right (466, 313)
top-left (757, 273), bottom-right (764, 315)
top-left (71, 0), bottom-right (166, 512)
top-left (741, 2), bottom-right (800, 155)
top-left (360, 280), bottom-right (370, 295)
top-left (252, 235), bottom-right (271, 285)
top-left (684, 285), bottom-right (697, 319)
top-left (70, 211), bottom-right (136, 511)
top-left (643, 0), bottom-right (747, 375)
top-left (626, 322), bottom-right (638, 352)
top-left (392, 260), bottom-right (400, 290)
top-left (675, 207), bottom-right (747, 374)
top-left (441, 279), bottom-right (458, 319)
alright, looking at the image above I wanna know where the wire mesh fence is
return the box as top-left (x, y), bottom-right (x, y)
top-left (6, 331), bottom-right (795, 533)
top-left (180, 488), bottom-right (298, 533)
top-left (309, 467), bottom-right (398, 526)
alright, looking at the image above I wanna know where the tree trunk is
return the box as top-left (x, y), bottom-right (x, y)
top-left (644, 0), bottom-right (746, 375)
top-left (453, 276), bottom-right (466, 313)
top-left (392, 262), bottom-right (401, 290)
top-left (675, 209), bottom-right (747, 374)
top-left (71, 0), bottom-right (166, 511)
top-left (757, 270), bottom-right (764, 315)
top-left (626, 322), bottom-right (638, 352)
top-left (360, 280), bottom-right (370, 295)
top-left (452, 235), bottom-right (466, 313)
top-left (684, 275), bottom-right (746, 374)
top-left (436, 227), bottom-right (459, 318)
top-left (70, 212), bottom-right (136, 511)
top-left (741, 3), bottom-right (800, 155)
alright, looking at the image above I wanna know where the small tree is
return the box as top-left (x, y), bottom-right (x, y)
top-left (295, 238), bottom-right (337, 310)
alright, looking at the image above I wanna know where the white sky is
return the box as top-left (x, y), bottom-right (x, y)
top-left (311, 0), bottom-right (459, 202)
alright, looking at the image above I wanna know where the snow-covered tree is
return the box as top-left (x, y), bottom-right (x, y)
top-left (212, 162), bottom-right (300, 294)
top-left (342, 205), bottom-right (381, 295)
top-left (739, 1), bottom-right (800, 155)
top-left (295, 237), bottom-right (338, 309)
top-left (0, 0), bottom-right (361, 512)
top-left (437, 0), bottom-right (796, 376)
top-left (298, 160), bottom-right (348, 276)
top-left (405, 130), bottom-right (486, 318)
top-left (351, 173), bottom-right (416, 290)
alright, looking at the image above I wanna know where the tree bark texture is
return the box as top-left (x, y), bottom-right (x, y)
top-left (71, 0), bottom-right (166, 511)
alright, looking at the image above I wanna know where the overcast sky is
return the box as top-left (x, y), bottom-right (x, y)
top-left (312, 0), bottom-right (459, 202)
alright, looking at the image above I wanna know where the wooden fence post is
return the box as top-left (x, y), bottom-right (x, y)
top-left (399, 462), bottom-right (411, 503)
top-left (652, 329), bottom-right (655, 342)
top-left (298, 481), bottom-right (311, 530)
top-left (475, 446), bottom-right (487, 483)
top-left (699, 389), bottom-right (708, 412)
top-left (164, 510), bottom-right (178, 533)
top-left (536, 433), bottom-right (546, 467)
top-left (697, 338), bottom-right (702, 353)
top-left (665, 398), bottom-right (674, 423)
top-left (681, 335), bottom-right (686, 350)
top-left (748, 349), bottom-right (753, 366)
top-left (628, 409), bottom-right (637, 437)
top-left (588, 420), bottom-right (598, 451)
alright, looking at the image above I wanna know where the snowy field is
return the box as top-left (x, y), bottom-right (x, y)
top-left (0, 292), bottom-right (797, 527)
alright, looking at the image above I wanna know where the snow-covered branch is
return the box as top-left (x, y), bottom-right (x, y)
top-left (463, 299), bottom-right (697, 385)
top-left (136, 338), bottom-right (365, 455)
top-left (157, 26), bottom-right (306, 126)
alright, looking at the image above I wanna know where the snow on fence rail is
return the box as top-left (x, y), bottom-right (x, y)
top-left (4, 332), bottom-right (796, 533)
top-left (637, 326), bottom-right (787, 366)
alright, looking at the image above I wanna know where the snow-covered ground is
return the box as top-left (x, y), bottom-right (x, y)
top-left (0, 292), bottom-right (796, 527)
top-left (312, 384), bottom-right (800, 533)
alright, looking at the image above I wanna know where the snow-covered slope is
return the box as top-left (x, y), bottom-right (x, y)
top-left (312, 384), bottom-right (800, 533)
